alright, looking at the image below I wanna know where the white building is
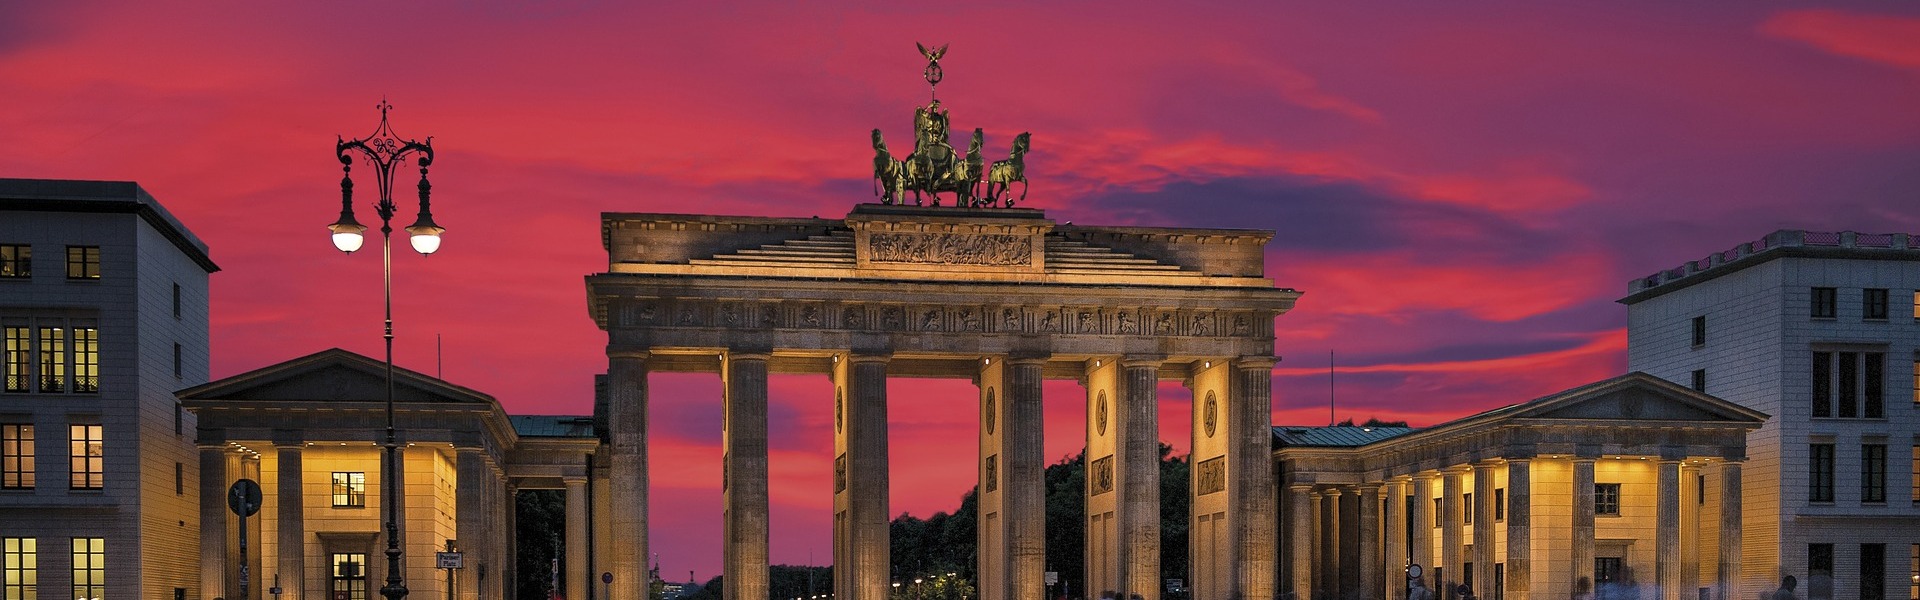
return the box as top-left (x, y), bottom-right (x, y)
top-left (0, 179), bottom-right (219, 600)
top-left (1622, 230), bottom-right (1920, 600)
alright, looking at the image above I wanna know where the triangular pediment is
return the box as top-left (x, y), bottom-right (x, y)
top-left (1510, 372), bottom-right (1767, 424)
top-left (177, 348), bottom-right (494, 406)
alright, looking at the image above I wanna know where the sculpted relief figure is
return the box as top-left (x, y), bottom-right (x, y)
top-left (1002, 308), bottom-right (1021, 331)
top-left (1116, 311), bottom-right (1136, 334)
top-left (842, 306), bottom-right (864, 329)
top-left (1156, 312), bottom-right (1175, 334)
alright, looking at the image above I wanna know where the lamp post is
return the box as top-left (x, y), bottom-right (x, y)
top-left (328, 100), bottom-right (443, 600)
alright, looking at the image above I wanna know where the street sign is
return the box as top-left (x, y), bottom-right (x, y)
top-left (228, 479), bottom-right (262, 517)
top-left (601, 572), bottom-right (613, 585)
top-left (437, 552), bottom-right (465, 569)
top-left (270, 587), bottom-right (282, 595)
top-left (1045, 572), bottom-right (1058, 586)
top-left (1407, 564), bottom-right (1424, 580)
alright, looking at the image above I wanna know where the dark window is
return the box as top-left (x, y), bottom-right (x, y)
top-left (1912, 354), bottom-right (1919, 406)
top-left (1434, 497), bottom-right (1444, 529)
top-left (1862, 544), bottom-right (1886, 600)
top-left (1595, 483), bottom-right (1621, 516)
top-left (1811, 444), bottom-right (1835, 503)
top-left (1841, 352), bottom-right (1859, 418)
top-left (69, 424), bottom-right (103, 490)
top-left (1691, 316), bottom-right (1706, 346)
top-left (174, 404), bottom-right (182, 436)
top-left (1809, 544), bottom-right (1834, 600)
top-left (331, 472), bottom-right (365, 507)
top-left (64, 246), bottom-right (98, 280)
top-left (1494, 563), bottom-right (1505, 600)
top-left (0, 245), bottom-right (28, 278)
top-left (1863, 444), bottom-right (1887, 503)
top-left (1865, 353), bottom-right (1884, 419)
top-left (1464, 492), bottom-right (1474, 524)
top-left (1494, 488), bottom-right (1506, 521)
top-left (174, 462), bottom-right (183, 495)
top-left (1814, 351), bottom-right (1833, 417)
top-left (1912, 446), bottom-right (1919, 506)
top-left (1812, 287), bottom-right (1838, 318)
top-left (1691, 369), bottom-right (1707, 392)
top-left (331, 553), bottom-right (368, 600)
top-left (1698, 474), bottom-right (1706, 505)
top-left (1865, 288), bottom-right (1890, 320)
top-left (173, 343), bottom-right (181, 379)
top-left (171, 283), bottom-right (181, 319)
top-left (1464, 561), bottom-right (1475, 593)
top-left (1595, 557), bottom-right (1624, 585)
top-left (1, 424), bottom-right (32, 490)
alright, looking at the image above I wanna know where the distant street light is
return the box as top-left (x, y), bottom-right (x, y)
top-left (328, 100), bottom-right (443, 600)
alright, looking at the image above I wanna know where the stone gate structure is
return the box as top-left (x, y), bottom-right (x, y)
top-left (585, 203), bottom-right (1300, 600)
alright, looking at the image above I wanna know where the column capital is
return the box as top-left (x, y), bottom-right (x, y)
top-left (1325, 487), bottom-right (1345, 497)
top-left (1289, 483), bottom-right (1317, 493)
top-left (271, 429), bottom-right (305, 448)
top-left (1471, 461), bottom-right (1495, 472)
top-left (1571, 456), bottom-right (1598, 465)
top-left (845, 351), bottom-right (892, 364)
top-left (724, 350), bottom-right (772, 362)
top-left (1001, 352), bottom-right (1051, 366)
top-left (1233, 355), bottom-right (1279, 371)
top-left (1118, 354), bottom-right (1166, 368)
top-left (1443, 464), bottom-right (1473, 474)
top-left (607, 347), bottom-right (651, 361)
top-left (561, 475), bottom-right (588, 486)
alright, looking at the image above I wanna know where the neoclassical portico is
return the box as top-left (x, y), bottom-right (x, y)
top-left (586, 204), bottom-right (1300, 600)
top-left (1277, 373), bottom-right (1767, 600)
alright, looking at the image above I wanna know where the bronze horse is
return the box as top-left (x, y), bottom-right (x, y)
top-left (871, 129), bottom-right (906, 203)
top-left (985, 132), bottom-right (1030, 205)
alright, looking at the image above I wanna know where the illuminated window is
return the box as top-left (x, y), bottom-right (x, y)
top-left (1913, 354), bottom-right (1919, 407)
top-left (69, 425), bottom-right (101, 490)
top-left (63, 247), bottom-right (97, 280)
top-left (35, 328), bottom-right (61, 394)
top-left (1865, 289), bottom-right (1890, 321)
top-left (331, 553), bottom-right (367, 600)
top-left (0, 245), bottom-right (27, 279)
top-left (2, 327), bottom-right (24, 393)
top-left (1811, 444), bottom-right (1835, 503)
top-left (1813, 351), bottom-right (1885, 419)
top-left (1907, 544), bottom-right (1917, 600)
top-left (2, 537), bottom-right (34, 600)
top-left (1812, 287), bottom-right (1837, 318)
top-left (331, 472), bottom-right (365, 507)
top-left (1595, 483), bottom-right (1621, 516)
top-left (1912, 291), bottom-right (1920, 321)
top-left (70, 538), bottom-right (102, 600)
top-left (71, 328), bottom-right (96, 393)
top-left (2, 425), bottom-right (31, 490)
top-left (1862, 444), bottom-right (1886, 504)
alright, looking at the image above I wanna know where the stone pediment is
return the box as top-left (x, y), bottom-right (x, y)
top-left (177, 348), bottom-right (494, 406)
top-left (1507, 372), bottom-right (1767, 424)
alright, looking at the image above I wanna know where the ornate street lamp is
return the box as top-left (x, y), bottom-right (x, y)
top-left (329, 99), bottom-right (442, 600)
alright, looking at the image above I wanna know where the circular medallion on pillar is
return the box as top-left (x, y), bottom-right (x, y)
top-left (985, 388), bottom-right (997, 434)
top-left (1204, 391), bottom-right (1218, 438)
top-left (1096, 391), bottom-right (1109, 435)
top-left (835, 387), bottom-right (844, 433)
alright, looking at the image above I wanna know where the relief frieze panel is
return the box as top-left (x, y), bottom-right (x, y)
top-left (616, 298), bottom-right (1272, 340)
top-left (868, 232), bottom-right (1034, 266)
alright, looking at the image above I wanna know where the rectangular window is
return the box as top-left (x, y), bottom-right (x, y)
top-left (1811, 444), bottom-right (1836, 503)
top-left (1841, 352), bottom-right (1860, 418)
top-left (1863, 444), bottom-right (1887, 503)
top-left (1494, 563), bottom-right (1505, 600)
top-left (1595, 483), bottom-right (1621, 516)
top-left (1865, 288), bottom-right (1891, 320)
top-left (331, 553), bottom-right (368, 600)
top-left (173, 404), bottom-right (182, 437)
top-left (1813, 287), bottom-right (1838, 318)
top-left (1691, 316), bottom-right (1706, 347)
top-left (1595, 557), bottom-right (1624, 585)
top-left (0, 245), bottom-right (28, 279)
top-left (1463, 492), bottom-right (1474, 524)
top-left (69, 425), bottom-right (101, 490)
top-left (2, 327), bottom-right (24, 393)
top-left (331, 472), bottom-right (365, 507)
top-left (35, 327), bottom-right (62, 394)
top-left (172, 343), bottom-right (181, 379)
top-left (1434, 497), bottom-right (1444, 529)
top-left (1863, 543), bottom-right (1886, 600)
top-left (71, 327), bottom-right (95, 393)
top-left (1865, 353), bottom-right (1884, 419)
top-left (1698, 473), bottom-right (1707, 505)
top-left (1691, 369), bottom-right (1707, 392)
top-left (71, 538), bottom-right (102, 600)
top-left (1913, 291), bottom-right (1920, 320)
top-left (2, 425), bottom-right (31, 490)
top-left (64, 247), bottom-right (98, 280)
top-left (171, 283), bottom-right (181, 319)
top-left (1908, 544), bottom-right (1918, 600)
top-left (1912, 355), bottom-right (1919, 406)
top-left (1494, 488), bottom-right (1506, 521)
top-left (1912, 446), bottom-right (1919, 506)
top-left (173, 462), bottom-right (183, 496)
top-left (1814, 351), bottom-right (1833, 417)
top-left (2, 537), bottom-right (34, 600)
top-left (1810, 544), bottom-right (1834, 600)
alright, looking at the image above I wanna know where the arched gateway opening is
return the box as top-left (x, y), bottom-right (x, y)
top-left (586, 202), bottom-right (1300, 600)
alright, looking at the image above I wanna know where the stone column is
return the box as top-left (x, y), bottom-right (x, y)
top-left (723, 351), bottom-right (771, 600)
top-left (1715, 462), bottom-right (1742, 600)
top-left (1004, 355), bottom-right (1048, 600)
top-left (1504, 459), bottom-right (1531, 600)
top-left (276, 443), bottom-right (305, 600)
top-left (835, 353), bottom-right (891, 600)
top-left (1411, 475), bottom-right (1434, 592)
top-left (1385, 479), bottom-right (1409, 600)
top-left (1328, 488), bottom-right (1345, 600)
top-left (1290, 485), bottom-right (1315, 600)
top-left (1571, 458), bottom-right (1596, 597)
top-left (1084, 359), bottom-right (1121, 596)
top-left (1441, 469), bottom-right (1463, 599)
top-left (1656, 460), bottom-right (1681, 600)
top-left (1473, 463), bottom-right (1495, 600)
top-left (504, 482), bottom-right (520, 600)
top-left (200, 445), bottom-right (231, 600)
top-left (456, 449), bottom-right (490, 600)
top-left (1117, 356), bottom-right (1162, 599)
top-left (1360, 484), bottom-right (1383, 600)
top-left (1231, 357), bottom-right (1278, 599)
top-left (1311, 490), bottom-right (1325, 599)
top-left (565, 477), bottom-right (589, 600)
top-left (1679, 464), bottom-right (1700, 600)
top-left (606, 350), bottom-right (649, 600)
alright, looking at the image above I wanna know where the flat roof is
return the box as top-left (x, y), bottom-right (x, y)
top-left (1619, 229), bottom-right (1918, 305)
top-left (0, 178), bottom-right (219, 273)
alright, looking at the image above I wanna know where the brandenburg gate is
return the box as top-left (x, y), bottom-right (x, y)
top-left (584, 45), bottom-right (1300, 600)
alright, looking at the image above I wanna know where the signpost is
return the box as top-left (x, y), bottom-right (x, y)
top-left (601, 572), bottom-right (612, 600)
top-left (439, 542), bottom-right (463, 600)
top-left (230, 479), bottom-right (262, 600)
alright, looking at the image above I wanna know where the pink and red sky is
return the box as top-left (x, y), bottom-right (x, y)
top-left (5, 1), bottom-right (1920, 581)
